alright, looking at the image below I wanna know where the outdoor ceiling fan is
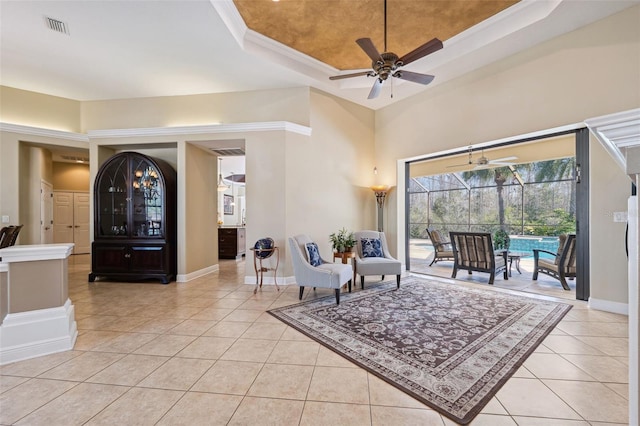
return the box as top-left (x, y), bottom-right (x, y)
top-left (328, 0), bottom-right (443, 99)
top-left (448, 147), bottom-right (518, 170)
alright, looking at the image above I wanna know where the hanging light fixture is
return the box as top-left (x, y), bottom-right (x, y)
top-left (217, 157), bottom-right (229, 192)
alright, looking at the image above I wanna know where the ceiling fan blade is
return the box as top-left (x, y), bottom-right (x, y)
top-left (398, 38), bottom-right (443, 65)
top-left (329, 71), bottom-right (372, 81)
top-left (393, 70), bottom-right (435, 85)
top-left (356, 38), bottom-right (382, 62)
top-left (446, 163), bottom-right (472, 168)
top-left (489, 156), bottom-right (518, 163)
top-left (368, 79), bottom-right (383, 99)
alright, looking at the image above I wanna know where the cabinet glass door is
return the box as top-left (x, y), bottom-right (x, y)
top-left (131, 156), bottom-right (164, 238)
top-left (97, 155), bottom-right (129, 237)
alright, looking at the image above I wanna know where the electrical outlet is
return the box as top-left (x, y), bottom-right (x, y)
top-left (1, 215), bottom-right (9, 224)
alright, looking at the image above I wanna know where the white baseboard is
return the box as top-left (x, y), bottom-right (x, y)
top-left (244, 275), bottom-right (296, 285)
top-left (176, 264), bottom-right (220, 282)
top-left (0, 299), bottom-right (77, 365)
top-left (588, 297), bottom-right (629, 315)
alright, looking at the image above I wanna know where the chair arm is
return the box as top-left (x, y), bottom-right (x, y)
top-left (533, 249), bottom-right (556, 260)
top-left (434, 241), bottom-right (452, 250)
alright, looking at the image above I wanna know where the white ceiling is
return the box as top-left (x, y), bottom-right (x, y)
top-left (1, 0), bottom-right (637, 111)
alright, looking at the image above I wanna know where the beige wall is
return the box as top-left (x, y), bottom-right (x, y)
top-left (52, 163), bottom-right (90, 191)
top-left (291, 90), bottom-right (376, 257)
top-left (246, 131), bottom-right (289, 276)
top-left (1, 131), bottom-right (89, 239)
top-left (0, 86), bottom-right (81, 132)
top-left (80, 87), bottom-right (311, 131)
top-left (589, 135), bottom-right (632, 305)
top-left (183, 143), bottom-right (218, 274)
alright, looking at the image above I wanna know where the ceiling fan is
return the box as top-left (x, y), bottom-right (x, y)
top-left (329, 0), bottom-right (443, 99)
top-left (448, 147), bottom-right (518, 170)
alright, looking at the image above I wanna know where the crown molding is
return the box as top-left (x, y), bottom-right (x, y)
top-left (87, 121), bottom-right (312, 139)
top-left (209, 0), bottom-right (247, 49)
top-left (211, 0), bottom-right (337, 86)
top-left (0, 122), bottom-right (89, 142)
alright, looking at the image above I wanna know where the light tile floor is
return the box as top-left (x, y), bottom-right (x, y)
top-left (0, 254), bottom-right (629, 425)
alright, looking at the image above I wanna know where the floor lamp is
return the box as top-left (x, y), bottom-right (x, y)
top-left (371, 185), bottom-right (390, 232)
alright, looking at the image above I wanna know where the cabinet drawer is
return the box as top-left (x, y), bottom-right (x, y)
top-left (130, 245), bottom-right (166, 273)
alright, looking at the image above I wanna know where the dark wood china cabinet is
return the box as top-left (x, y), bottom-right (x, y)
top-left (89, 152), bottom-right (177, 284)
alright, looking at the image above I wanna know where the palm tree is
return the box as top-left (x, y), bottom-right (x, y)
top-left (462, 166), bottom-right (512, 231)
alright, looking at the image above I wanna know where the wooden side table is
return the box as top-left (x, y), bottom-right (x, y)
top-left (333, 251), bottom-right (356, 284)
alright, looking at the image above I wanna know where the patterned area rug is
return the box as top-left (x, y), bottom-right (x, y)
top-left (268, 277), bottom-right (572, 424)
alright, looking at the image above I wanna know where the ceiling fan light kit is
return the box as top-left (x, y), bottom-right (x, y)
top-left (329, 0), bottom-right (443, 99)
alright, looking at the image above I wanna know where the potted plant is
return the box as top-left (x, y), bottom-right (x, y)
top-left (493, 229), bottom-right (511, 251)
top-left (329, 228), bottom-right (357, 253)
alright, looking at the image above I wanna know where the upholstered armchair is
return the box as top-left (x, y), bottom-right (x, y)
top-left (533, 233), bottom-right (576, 290)
top-left (353, 230), bottom-right (401, 289)
top-left (426, 227), bottom-right (455, 266)
top-left (288, 234), bottom-right (353, 304)
top-left (449, 231), bottom-right (508, 285)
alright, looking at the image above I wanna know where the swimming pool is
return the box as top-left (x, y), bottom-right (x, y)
top-left (508, 236), bottom-right (559, 259)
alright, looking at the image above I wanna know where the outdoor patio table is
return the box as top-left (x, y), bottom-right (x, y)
top-left (497, 250), bottom-right (531, 277)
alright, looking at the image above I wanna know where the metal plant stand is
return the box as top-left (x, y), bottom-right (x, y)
top-left (250, 240), bottom-right (280, 294)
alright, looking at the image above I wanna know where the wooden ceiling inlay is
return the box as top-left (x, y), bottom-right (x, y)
top-left (233, 0), bottom-right (519, 70)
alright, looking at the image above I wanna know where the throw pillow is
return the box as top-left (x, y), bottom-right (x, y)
top-left (361, 238), bottom-right (383, 258)
top-left (305, 242), bottom-right (322, 267)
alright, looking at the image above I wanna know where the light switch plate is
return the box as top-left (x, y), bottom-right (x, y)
top-left (613, 211), bottom-right (627, 222)
top-left (1, 215), bottom-right (9, 224)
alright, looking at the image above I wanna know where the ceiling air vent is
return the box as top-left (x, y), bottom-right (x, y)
top-left (210, 148), bottom-right (245, 156)
top-left (45, 16), bottom-right (70, 35)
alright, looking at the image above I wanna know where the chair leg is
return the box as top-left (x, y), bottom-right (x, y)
top-left (503, 269), bottom-right (508, 280)
top-left (559, 274), bottom-right (571, 291)
top-left (396, 275), bottom-right (400, 289)
top-left (429, 257), bottom-right (436, 266)
top-left (335, 288), bottom-right (340, 305)
top-left (532, 270), bottom-right (538, 280)
top-left (488, 272), bottom-right (495, 285)
top-left (299, 286), bottom-right (304, 300)
top-left (381, 275), bottom-right (385, 280)
top-left (451, 266), bottom-right (458, 279)
top-left (348, 280), bottom-right (352, 293)
top-left (360, 275), bottom-right (365, 289)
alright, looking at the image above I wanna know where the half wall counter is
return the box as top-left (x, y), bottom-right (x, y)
top-left (0, 243), bottom-right (77, 365)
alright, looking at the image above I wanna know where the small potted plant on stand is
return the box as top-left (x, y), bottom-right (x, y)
top-left (329, 228), bottom-right (357, 253)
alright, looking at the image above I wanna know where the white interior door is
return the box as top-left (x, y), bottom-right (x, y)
top-left (73, 192), bottom-right (90, 254)
top-left (53, 192), bottom-right (74, 245)
top-left (41, 181), bottom-right (54, 244)
top-left (53, 191), bottom-right (90, 254)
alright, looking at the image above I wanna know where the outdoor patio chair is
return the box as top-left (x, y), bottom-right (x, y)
top-left (354, 230), bottom-right (401, 289)
top-left (288, 234), bottom-right (352, 304)
top-left (533, 233), bottom-right (576, 290)
top-left (449, 231), bottom-right (508, 285)
top-left (426, 227), bottom-right (455, 266)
